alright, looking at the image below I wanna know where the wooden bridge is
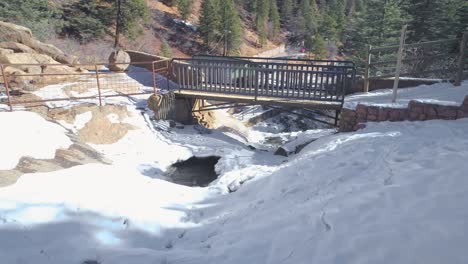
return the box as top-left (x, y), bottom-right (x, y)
top-left (168, 56), bottom-right (356, 124)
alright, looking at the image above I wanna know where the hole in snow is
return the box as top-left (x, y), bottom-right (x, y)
top-left (166, 156), bottom-right (221, 187)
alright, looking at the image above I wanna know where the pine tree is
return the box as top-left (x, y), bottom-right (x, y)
top-left (160, 38), bottom-right (173, 57)
top-left (220, 0), bottom-right (243, 55)
top-left (61, 0), bottom-right (113, 43)
top-left (280, 0), bottom-right (294, 25)
top-left (199, 0), bottom-right (221, 46)
top-left (328, 0), bottom-right (347, 35)
top-left (344, 0), bottom-right (407, 67)
top-left (113, 0), bottom-right (150, 47)
top-left (269, 0), bottom-right (281, 40)
top-left (404, 0), bottom-right (444, 42)
top-left (256, 0), bottom-right (270, 46)
top-left (177, 0), bottom-right (193, 21)
top-left (305, 34), bottom-right (327, 59)
top-left (302, 0), bottom-right (318, 35)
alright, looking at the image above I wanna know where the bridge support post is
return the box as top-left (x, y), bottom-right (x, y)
top-left (0, 64), bottom-right (13, 112)
top-left (364, 45), bottom-right (372, 93)
top-left (334, 110), bottom-right (340, 127)
top-left (455, 32), bottom-right (468, 86)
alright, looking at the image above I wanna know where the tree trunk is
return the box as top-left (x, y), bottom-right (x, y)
top-left (114, 0), bottom-right (122, 48)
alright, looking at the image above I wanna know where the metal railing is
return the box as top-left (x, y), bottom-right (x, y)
top-left (0, 60), bottom-right (171, 111)
top-left (1, 56), bottom-right (357, 112)
top-left (172, 57), bottom-right (356, 103)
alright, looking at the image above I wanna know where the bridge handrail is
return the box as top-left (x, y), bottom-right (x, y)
top-left (176, 57), bottom-right (356, 69)
top-left (170, 57), bottom-right (356, 104)
top-left (193, 55), bottom-right (356, 67)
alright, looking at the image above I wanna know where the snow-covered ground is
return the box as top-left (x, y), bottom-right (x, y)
top-left (1, 75), bottom-right (468, 263)
top-left (1, 109), bottom-right (468, 264)
top-left (344, 80), bottom-right (468, 109)
top-left (0, 111), bottom-right (72, 170)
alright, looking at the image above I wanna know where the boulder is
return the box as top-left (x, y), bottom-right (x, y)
top-left (0, 42), bottom-right (36, 53)
top-left (0, 52), bottom-right (80, 89)
top-left (0, 48), bottom-right (14, 56)
top-left (0, 21), bottom-right (78, 65)
top-left (0, 53), bottom-right (55, 76)
top-left (0, 66), bottom-right (35, 91)
top-left (108, 49), bottom-right (131, 72)
top-left (0, 21), bottom-right (33, 44)
top-left (31, 41), bottom-right (78, 65)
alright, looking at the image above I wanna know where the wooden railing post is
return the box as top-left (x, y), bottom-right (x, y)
top-left (151, 61), bottom-right (157, 95)
top-left (94, 64), bottom-right (103, 108)
top-left (455, 32), bottom-right (468, 86)
top-left (0, 64), bottom-right (13, 112)
top-left (363, 45), bottom-right (372, 93)
top-left (392, 25), bottom-right (407, 103)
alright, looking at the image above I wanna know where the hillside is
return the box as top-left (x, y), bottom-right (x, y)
top-left (0, 0), bottom-right (286, 62)
top-left (140, 0), bottom-right (285, 58)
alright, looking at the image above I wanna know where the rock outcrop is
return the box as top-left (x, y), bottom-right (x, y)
top-left (0, 21), bottom-right (78, 65)
top-left (0, 21), bottom-right (83, 90)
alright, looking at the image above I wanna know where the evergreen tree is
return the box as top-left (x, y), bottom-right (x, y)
top-left (404, 0), bottom-right (445, 42)
top-left (305, 34), bottom-right (327, 59)
top-left (113, 0), bottom-right (150, 48)
top-left (177, 0), bottom-right (193, 21)
top-left (61, 0), bottom-right (113, 43)
top-left (455, 0), bottom-right (468, 36)
top-left (302, 0), bottom-right (318, 35)
top-left (256, 0), bottom-right (270, 46)
top-left (346, 0), bottom-right (407, 49)
top-left (220, 0), bottom-right (243, 55)
top-left (280, 0), bottom-right (294, 25)
top-left (344, 0), bottom-right (407, 67)
top-left (199, 0), bottom-right (221, 46)
top-left (328, 0), bottom-right (347, 35)
top-left (269, 0), bottom-right (281, 39)
top-left (160, 38), bottom-right (173, 57)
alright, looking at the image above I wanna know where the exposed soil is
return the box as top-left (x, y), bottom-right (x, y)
top-left (0, 133), bottom-right (110, 188)
top-left (48, 105), bottom-right (135, 144)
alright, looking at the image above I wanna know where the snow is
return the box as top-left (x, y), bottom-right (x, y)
top-left (0, 111), bottom-right (72, 170)
top-left (57, 111), bottom-right (93, 133)
top-left (1, 78), bottom-right (468, 263)
top-left (2, 114), bottom-right (468, 263)
top-left (344, 80), bottom-right (468, 109)
top-left (89, 106), bottom-right (193, 172)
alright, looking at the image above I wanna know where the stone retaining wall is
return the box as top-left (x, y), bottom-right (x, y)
top-left (340, 96), bottom-right (468, 132)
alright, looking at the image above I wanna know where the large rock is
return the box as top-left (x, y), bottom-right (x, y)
top-left (0, 21), bottom-right (78, 65)
top-left (0, 48), bottom-right (14, 56)
top-left (32, 41), bottom-right (78, 65)
top-left (108, 49), bottom-right (131, 72)
top-left (0, 52), bottom-right (80, 89)
top-left (1, 66), bottom-right (35, 91)
top-left (0, 42), bottom-right (36, 53)
top-left (0, 21), bottom-right (33, 43)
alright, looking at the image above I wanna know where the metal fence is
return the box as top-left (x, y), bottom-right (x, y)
top-left (172, 57), bottom-right (356, 103)
top-left (0, 60), bottom-right (171, 111)
top-left (363, 32), bottom-right (468, 91)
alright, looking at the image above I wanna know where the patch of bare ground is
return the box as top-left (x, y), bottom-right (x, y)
top-left (49, 105), bottom-right (135, 144)
top-left (0, 133), bottom-right (110, 188)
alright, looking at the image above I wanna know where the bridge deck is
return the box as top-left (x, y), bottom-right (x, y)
top-left (176, 90), bottom-right (343, 109)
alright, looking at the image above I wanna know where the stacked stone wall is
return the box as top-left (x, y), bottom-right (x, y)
top-left (340, 96), bottom-right (468, 132)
